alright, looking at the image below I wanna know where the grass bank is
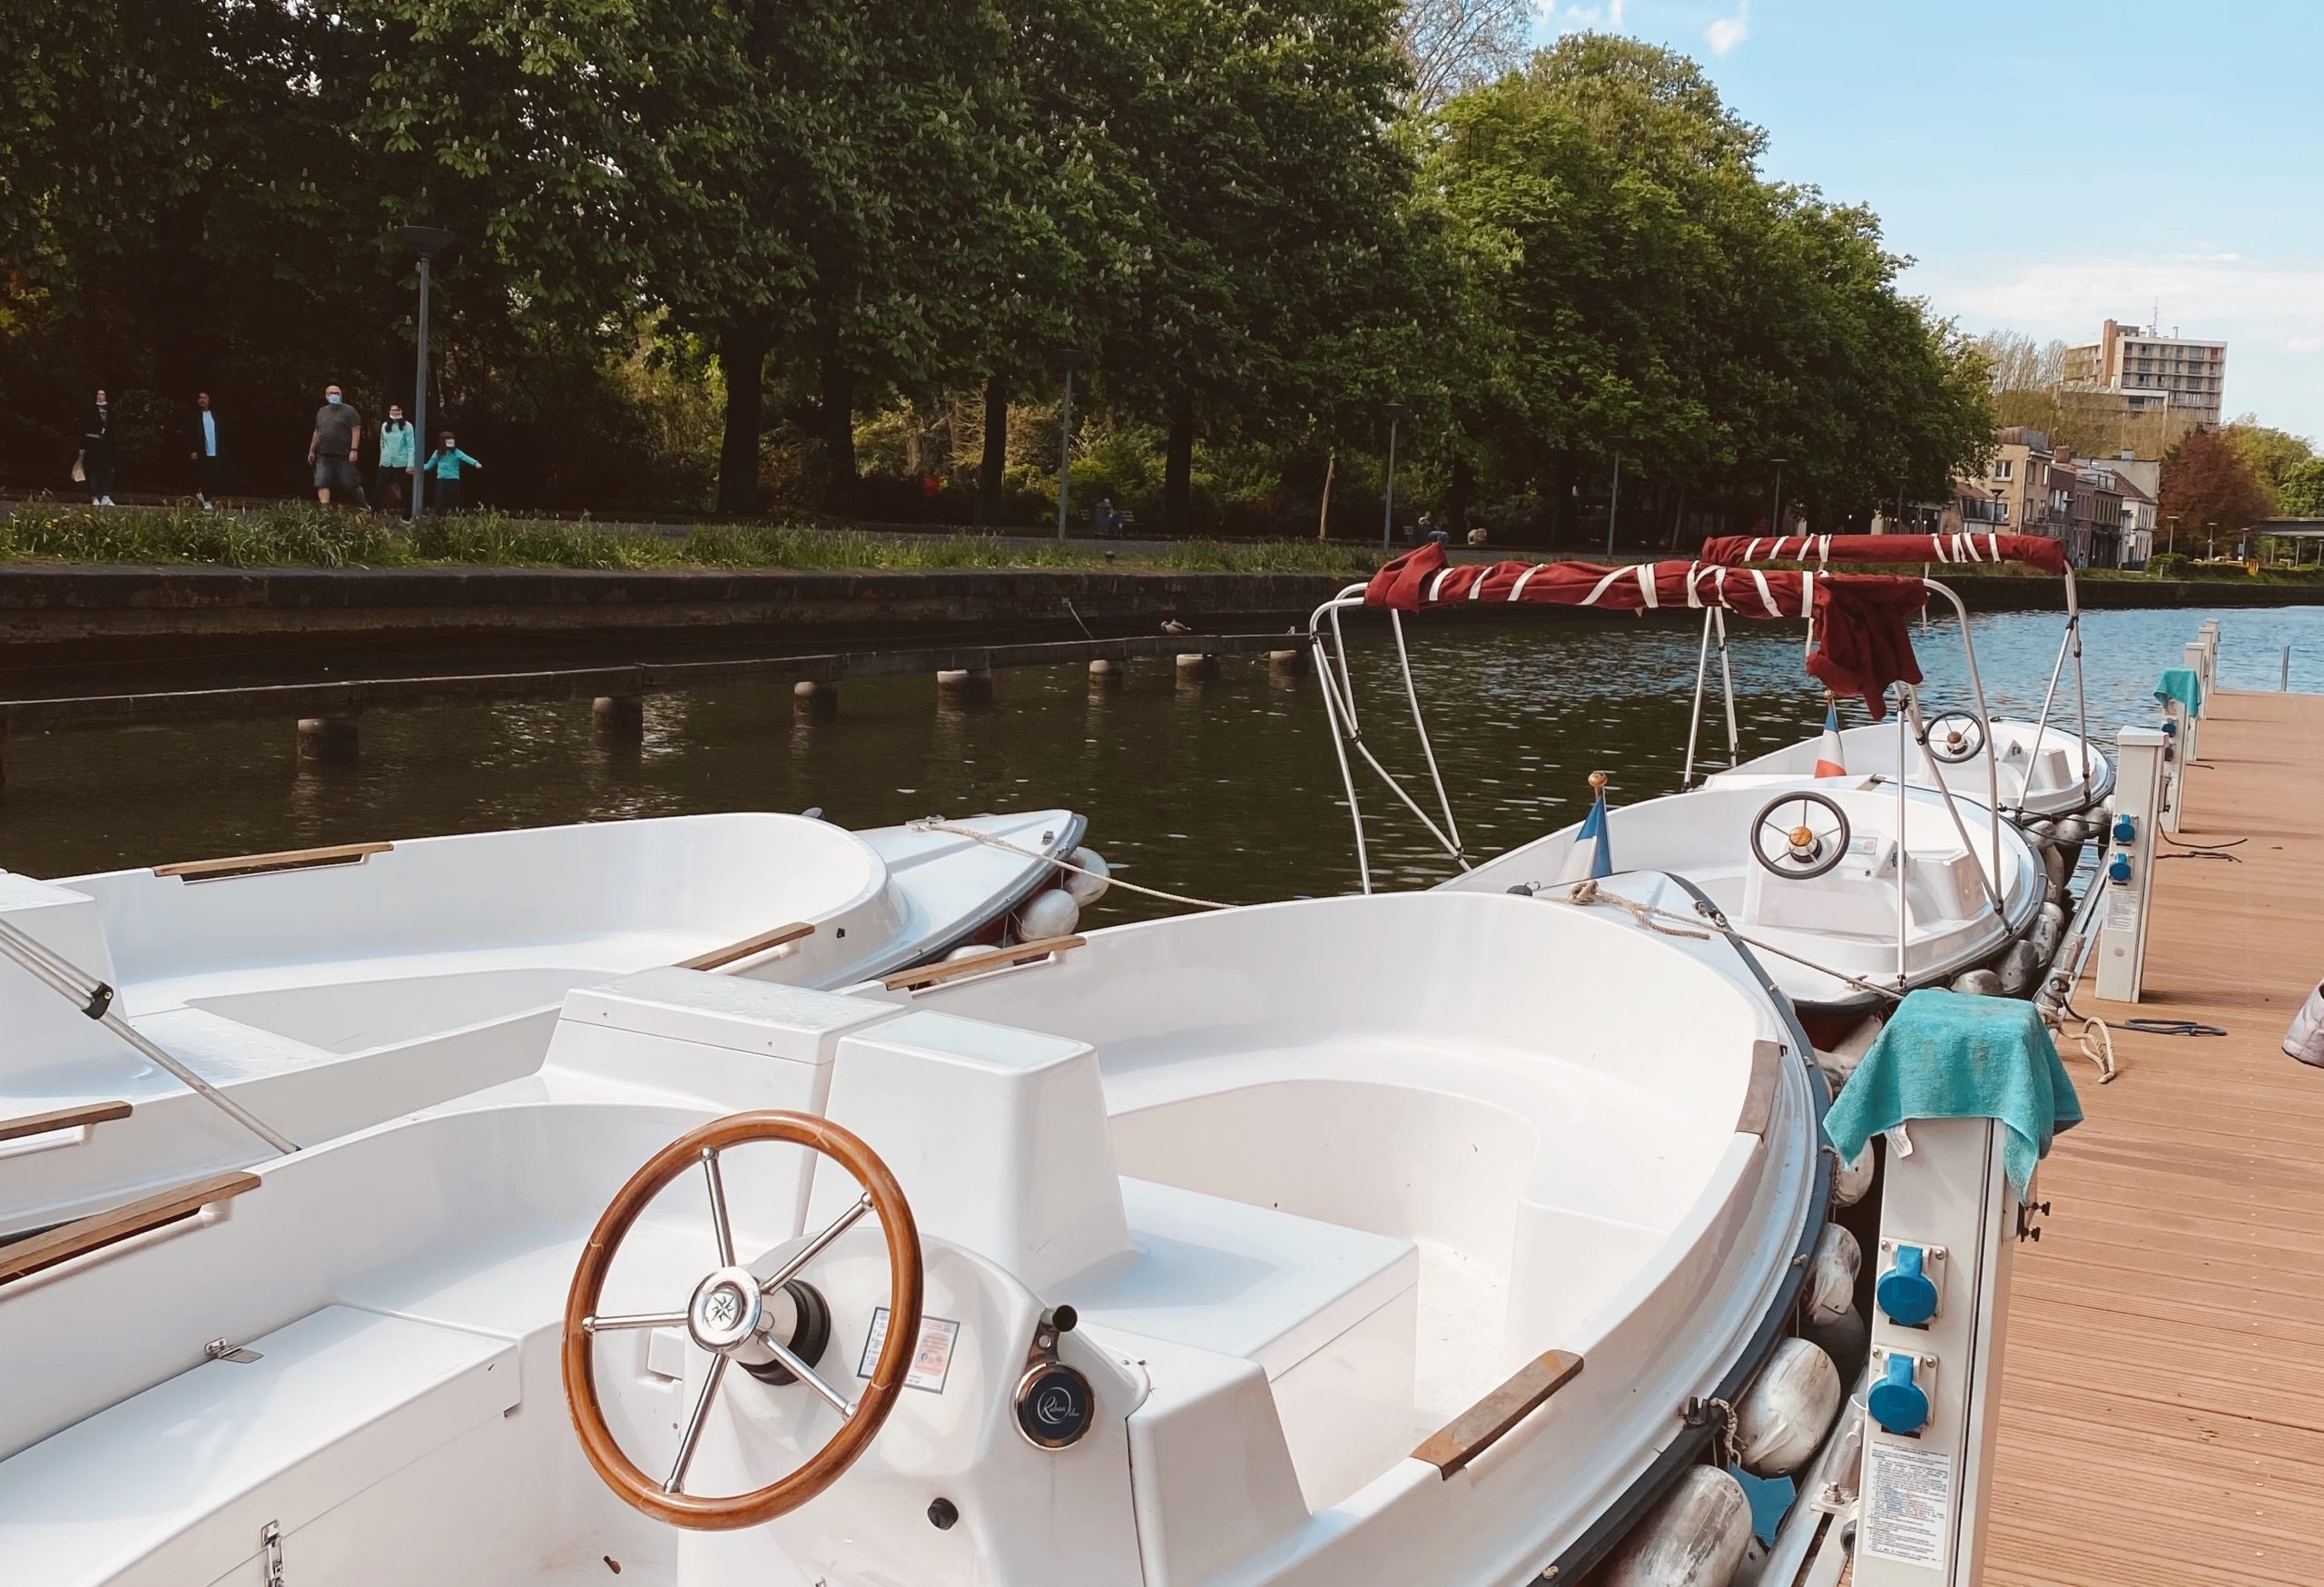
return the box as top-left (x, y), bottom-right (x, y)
top-left (0, 499), bottom-right (1387, 577)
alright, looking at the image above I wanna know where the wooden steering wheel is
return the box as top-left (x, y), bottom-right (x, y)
top-left (562, 1111), bottom-right (923, 1531)
top-left (1925, 710), bottom-right (1987, 764)
top-left (1750, 790), bottom-right (1852, 882)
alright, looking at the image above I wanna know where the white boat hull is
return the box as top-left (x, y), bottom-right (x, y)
top-left (0, 890), bottom-right (1826, 1587)
top-left (0, 809), bottom-right (1078, 1238)
top-left (1443, 779), bottom-right (2045, 1017)
top-left (1709, 718), bottom-right (2114, 822)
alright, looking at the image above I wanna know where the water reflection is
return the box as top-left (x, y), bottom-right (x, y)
top-left (4, 604), bottom-right (2317, 925)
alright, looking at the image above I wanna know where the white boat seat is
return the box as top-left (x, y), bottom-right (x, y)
top-left (0, 1305), bottom-right (517, 1587)
top-left (1066, 1178), bottom-right (1420, 1513)
top-left (1065, 1178), bottom-right (1418, 1379)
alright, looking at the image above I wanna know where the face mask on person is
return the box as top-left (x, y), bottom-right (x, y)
top-left (326, 393), bottom-right (343, 405)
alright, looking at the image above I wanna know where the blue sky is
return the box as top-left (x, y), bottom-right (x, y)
top-left (1537, 1), bottom-right (2324, 437)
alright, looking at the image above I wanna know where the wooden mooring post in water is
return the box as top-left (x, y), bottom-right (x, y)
top-left (0, 629), bottom-right (1303, 788)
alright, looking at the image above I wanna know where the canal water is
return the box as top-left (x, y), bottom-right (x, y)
top-left (4, 603), bottom-right (2318, 925)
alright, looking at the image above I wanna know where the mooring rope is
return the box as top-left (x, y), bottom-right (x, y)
top-left (1541, 881), bottom-right (1911, 1004)
top-left (904, 816), bottom-right (1237, 911)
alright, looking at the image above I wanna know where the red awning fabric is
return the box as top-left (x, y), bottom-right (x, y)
top-left (1359, 544), bottom-right (1926, 717)
top-left (1697, 532), bottom-right (2069, 579)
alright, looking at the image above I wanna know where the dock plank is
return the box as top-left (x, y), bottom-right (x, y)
top-left (1986, 686), bottom-right (2324, 1586)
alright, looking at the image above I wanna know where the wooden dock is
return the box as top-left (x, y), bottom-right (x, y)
top-left (1986, 685), bottom-right (2324, 1585)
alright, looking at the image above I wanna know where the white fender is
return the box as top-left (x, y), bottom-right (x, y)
top-left (1736, 1337), bottom-right (1842, 1477)
top-left (1598, 1464), bottom-right (1753, 1587)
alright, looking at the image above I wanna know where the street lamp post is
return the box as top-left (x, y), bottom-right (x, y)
top-left (2166, 515), bottom-right (2179, 555)
top-left (2207, 521), bottom-right (2218, 560)
top-left (1379, 403), bottom-right (1410, 548)
top-left (1606, 448), bottom-right (1624, 556)
top-left (1768, 458), bottom-right (1787, 538)
top-left (399, 226), bottom-right (457, 525)
top-left (1050, 349), bottom-right (1086, 541)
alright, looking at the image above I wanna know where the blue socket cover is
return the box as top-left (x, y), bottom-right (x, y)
top-left (2161, 718), bottom-right (2178, 735)
top-left (2112, 813), bottom-right (2136, 844)
top-left (1876, 1244), bottom-right (1939, 1326)
top-left (1867, 1352), bottom-right (1931, 1436)
top-left (2108, 853), bottom-right (2133, 885)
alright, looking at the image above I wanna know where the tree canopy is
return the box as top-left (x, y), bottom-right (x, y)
top-left (1, 9), bottom-right (2009, 541)
top-left (2160, 429), bottom-right (2275, 545)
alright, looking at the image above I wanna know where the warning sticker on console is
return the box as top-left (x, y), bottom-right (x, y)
top-left (1862, 1440), bottom-right (1953, 1567)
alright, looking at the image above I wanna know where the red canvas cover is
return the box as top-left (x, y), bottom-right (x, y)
top-left (1360, 543), bottom-right (1926, 717)
top-left (1697, 532), bottom-right (2069, 579)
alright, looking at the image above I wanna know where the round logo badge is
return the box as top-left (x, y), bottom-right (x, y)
top-left (1014, 1363), bottom-right (1095, 1450)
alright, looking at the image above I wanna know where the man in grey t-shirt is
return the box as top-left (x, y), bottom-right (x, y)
top-left (308, 383), bottom-right (366, 506)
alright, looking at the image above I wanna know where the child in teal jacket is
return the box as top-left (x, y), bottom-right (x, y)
top-left (422, 432), bottom-right (481, 512)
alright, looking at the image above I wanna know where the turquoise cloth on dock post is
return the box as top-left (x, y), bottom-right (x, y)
top-left (1823, 990), bottom-right (2083, 1204)
top-left (2155, 666), bottom-right (2202, 717)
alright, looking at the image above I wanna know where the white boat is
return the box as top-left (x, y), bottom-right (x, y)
top-left (0, 886), bottom-right (1832, 1586)
top-left (1690, 533), bottom-right (2114, 822)
top-left (1305, 547), bottom-right (2050, 1019)
top-left (1446, 778), bottom-right (2045, 1019)
top-left (0, 808), bottom-right (1084, 1238)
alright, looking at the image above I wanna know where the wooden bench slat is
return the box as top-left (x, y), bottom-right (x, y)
top-left (1411, 1349), bottom-right (1584, 1477)
top-left (154, 841), bottom-right (393, 882)
top-left (675, 921), bottom-right (816, 972)
top-left (0, 1099), bottom-right (132, 1145)
top-left (0, 1171), bottom-right (260, 1288)
top-left (881, 934), bottom-right (1085, 992)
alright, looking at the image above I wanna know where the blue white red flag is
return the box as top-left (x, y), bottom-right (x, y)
top-left (1814, 703), bottom-right (1846, 779)
top-left (1559, 785), bottom-right (1614, 882)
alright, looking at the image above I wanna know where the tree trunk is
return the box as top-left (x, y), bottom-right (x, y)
top-left (1447, 453), bottom-right (1474, 536)
top-left (818, 350), bottom-right (858, 503)
top-left (978, 374), bottom-right (1008, 526)
top-left (1163, 395), bottom-right (1196, 535)
top-left (715, 327), bottom-right (770, 515)
top-left (1667, 488), bottom-right (1688, 550)
top-left (1316, 450), bottom-right (1335, 539)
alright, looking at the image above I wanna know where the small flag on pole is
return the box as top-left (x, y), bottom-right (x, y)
top-left (1814, 702), bottom-right (1846, 779)
top-left (1560, 771), bottom-right (1614, 882)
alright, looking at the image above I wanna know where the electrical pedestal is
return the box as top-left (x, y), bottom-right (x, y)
top-left (1853, 1116), bottom-right (2022, 1587)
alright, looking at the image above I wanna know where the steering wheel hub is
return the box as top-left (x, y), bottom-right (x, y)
top-left (687, 1266), bottom-right (766, 1352)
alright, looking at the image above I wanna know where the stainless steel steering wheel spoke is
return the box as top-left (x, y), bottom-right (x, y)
top-left (759, 1334), bottom-right (858, 1419)
top-left (665, 1351), bottom-right (731, 1494)
top-left (762, 1191), bottom-right (874, 1295)
top-left (701, 1146), bottom-right (736, 1269)
top-left (583, 1310), bottom-right (690, 1335)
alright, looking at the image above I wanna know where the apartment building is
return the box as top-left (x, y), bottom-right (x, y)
top-left (2063, 319), bottom-right (2228, 426)
top-left (1985, 426), bottom-right (2055, 534)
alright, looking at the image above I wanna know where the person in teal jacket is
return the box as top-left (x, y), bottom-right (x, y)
top-left (422, 430), bottom-right (481, 512)
top-left (375, 403), bottom-right (416, 512)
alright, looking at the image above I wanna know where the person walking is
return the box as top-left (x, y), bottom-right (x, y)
top-left (307, 382), bottom-right (365, 507)
top-left (78, 389), bottom-right (119, 506)
top-left (374, 402), bottom-right (416, 513)
top-left (422, 429), bottom-right (481, 512)
top-left (188, 392), bottom-right (224, 508)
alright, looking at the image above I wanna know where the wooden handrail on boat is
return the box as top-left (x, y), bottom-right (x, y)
top-left (0, 1170), bottom-right (259, 1289)
top-left (0, 1099), bottom-right (132, 1146)
top-left (154, 841), bottom-right (393, 882)
top-left (1736, 1038), bottom-right (1783, 1138)
top-left (881, 935), bottom-right (1086, 992)
top-left (1411, 1349), bottom-right (1584, 1477)
top-left (676, 921), bottom-right (816, 973)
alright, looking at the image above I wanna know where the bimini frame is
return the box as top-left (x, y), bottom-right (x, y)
top-left (1685, 533), bottom-right (2093, 818)
top-left (1307, 562), bottom-right (2013, 995)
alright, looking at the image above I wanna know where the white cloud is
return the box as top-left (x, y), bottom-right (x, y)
top-left (1918, 251), bottom-right (2324, 432)
top-left (1609, 0), bottom-right (1629, 25)
top-left (1706, 0), bottom-right (1749, 54)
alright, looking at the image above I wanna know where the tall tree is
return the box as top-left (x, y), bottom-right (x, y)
top-left (1397, 0), bottom-right (1533, 111)
top-left (1109, 0), bottom-right (1417, 532)
top-left (2160, 428), bottom-right (2275, 548)
top-left (2221, 416), bottom-right (2313, 510)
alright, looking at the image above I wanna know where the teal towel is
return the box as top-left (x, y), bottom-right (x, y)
top-left (1824, 990), bottom-right (2083, 1203)
top-left (2155, 666), bottom-right (2201, 717)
